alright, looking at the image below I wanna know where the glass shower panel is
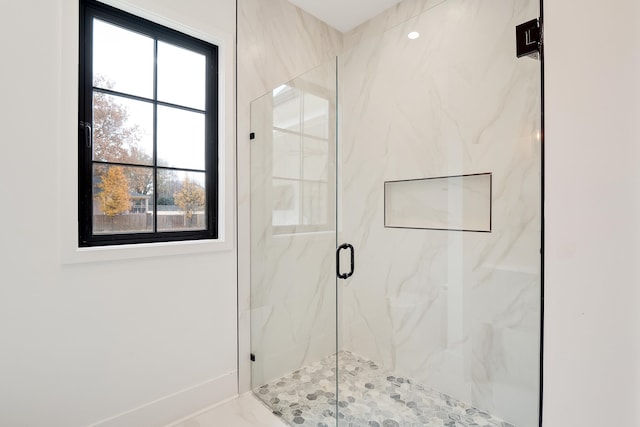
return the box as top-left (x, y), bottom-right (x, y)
top-left (250, 60), bottom-right (338, 425)
top-left (337, 0), bottom-right (541, 426)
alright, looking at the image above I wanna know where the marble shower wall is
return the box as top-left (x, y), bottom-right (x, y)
top-left (237, 0), bottom-right (342, 391)
top-left (338, 0), bottom-right (541, 426)
top-left (344, 0), bottom-right (448, 50)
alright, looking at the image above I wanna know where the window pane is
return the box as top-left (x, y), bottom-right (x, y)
top-left (272, 178), bottom-right (300, 226)
top-left (273, 85), bottom-right (301, 132)
top-left (302, 181), bottom-right (328, 225)
top-left (303, 93), bottom-right (329, 138)
top-left (157, 106), bottom-right (205, 170)
top-left (272, 130), bottom-right (300, 179)
top-left (303, 137), bottom-right (328, 181)
top-left (93, 19), bottom-right (154, 98)
top-left (93, 92), bottom-right (153, 165)
top-left (92, 164), bottom-right (154, 234)
top-left (157, 42), bottom-right (206, 110)
top-left (157, 170), bottom-right (206, 231)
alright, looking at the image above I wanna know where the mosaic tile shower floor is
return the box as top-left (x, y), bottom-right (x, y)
top-left (254, 351), bottom-right (515, 427)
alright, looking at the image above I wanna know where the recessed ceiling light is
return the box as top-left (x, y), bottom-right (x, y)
top-left (408, 31), bottom-right (420, 40)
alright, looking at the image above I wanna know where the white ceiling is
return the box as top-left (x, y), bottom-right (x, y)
top-left (286, 0), bottom-right (403, 33)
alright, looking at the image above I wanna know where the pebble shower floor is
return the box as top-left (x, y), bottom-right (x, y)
top-left (254, 351), bottom-right (516, 427)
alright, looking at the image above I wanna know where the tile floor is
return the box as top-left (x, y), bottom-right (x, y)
top-left (254, 351), bottom-right (515, 427)
top-left (170, 351), bottom-right (516, 427)
top-left (167, 392), bottom-right (288, 427)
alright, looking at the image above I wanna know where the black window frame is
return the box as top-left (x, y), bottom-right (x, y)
top-left (78, 0), bottom-right (218, 247)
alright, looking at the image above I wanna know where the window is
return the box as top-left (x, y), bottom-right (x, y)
top-left (271, 83), bottom-right (335, 234)
top-left (78, 0), bottom-right (218, 247)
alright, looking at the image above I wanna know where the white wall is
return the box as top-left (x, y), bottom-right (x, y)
top-left (544, 0), bottom-right (640, 425)
top-left (0, 1), bottom-right (237, 426)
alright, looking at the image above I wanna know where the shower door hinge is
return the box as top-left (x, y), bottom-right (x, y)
top-left (516, 18), bottom-right (542, 60)
top-left (250, 353), bottom-right (256, 362)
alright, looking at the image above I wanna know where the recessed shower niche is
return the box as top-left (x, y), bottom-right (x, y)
top-left (250, 0), bottom-right (542, 425)
top-left (384, 173), bottom-right (492, 232)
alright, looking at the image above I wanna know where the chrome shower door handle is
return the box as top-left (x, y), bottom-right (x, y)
top-left (336, 243), bottom-right (355, 280)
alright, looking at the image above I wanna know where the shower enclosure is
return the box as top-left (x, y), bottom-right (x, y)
top-left (250, 0), bottom-right (542, 425)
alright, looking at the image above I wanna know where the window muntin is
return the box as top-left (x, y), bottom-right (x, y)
top-left (79, 0), bottom-right (218, 246)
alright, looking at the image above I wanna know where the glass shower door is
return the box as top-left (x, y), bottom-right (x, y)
top-left (336, 0), bottom-right (541, 426)
top-left (249, 60), bottom-right (339, 426)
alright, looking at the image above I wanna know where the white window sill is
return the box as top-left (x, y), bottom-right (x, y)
top-left (61, 236), bottom-right (233, 265)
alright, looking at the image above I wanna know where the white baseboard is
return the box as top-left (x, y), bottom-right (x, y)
top-left (87, 371), bottom-right (237, 427)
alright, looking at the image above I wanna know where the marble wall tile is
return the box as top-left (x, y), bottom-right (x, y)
top-left (343, 0), bottom-right (448, 50)
top-left (237, 0), bottom-right (343, 104)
